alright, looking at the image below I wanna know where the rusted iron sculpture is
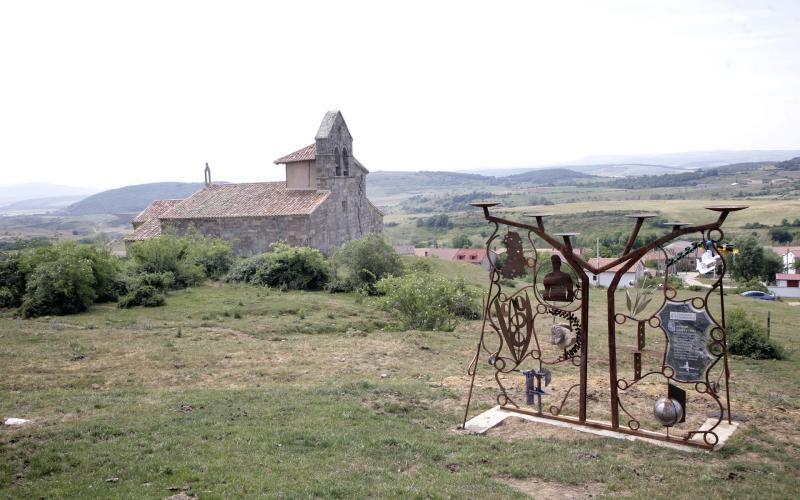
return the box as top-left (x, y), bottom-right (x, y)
top-left (462, 203), bottom-right (745, 450)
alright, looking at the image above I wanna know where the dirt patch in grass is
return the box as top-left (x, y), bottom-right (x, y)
top-left (496, 474), bottom-right (606, 499)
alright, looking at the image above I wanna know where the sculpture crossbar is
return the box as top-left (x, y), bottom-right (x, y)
top-left (462, 203), bottom-right (746, 450)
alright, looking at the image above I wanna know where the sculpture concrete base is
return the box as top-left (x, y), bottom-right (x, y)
top-left (463, 406), bottom-right (739, 453)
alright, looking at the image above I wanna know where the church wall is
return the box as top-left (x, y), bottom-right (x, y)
top-left (161, 216), bottom-right (316, 257)
top-left (307, 174), bottom-right (383, 254)
top-left (286, 162), bottom-right (313, 189)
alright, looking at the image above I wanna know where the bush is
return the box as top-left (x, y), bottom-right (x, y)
top-left (726, 309), bottom-right (785, 360)
top-left (226, 244), bottom-right (330, 290)
top-left (0, 252), bottom-right (26, 308)
top-left (130, 271), bottom-right (176, 291)
top-left (332, 234), bottom-right (403, 290)
top-left (185, 229), bottom-right (234, 279)
top-left (734, 278), bottom-right (768, 293)
top-left (127, 235), bottom-right (205, 289)
top-left (452, 234), bottom-right (472, 248)
top-left (324, 278), bottom-right (354, 294)
top-left (375, 272), bottom-right (480, 331)
top-left (20, 256), bottom-right (97, 317)
top-left (641, 274), bottom-right (683, 289)
top-left (406, 258), bottom-right (433, 274)
top-left (22, 242), bottom-right (122, 303)
top-left (118, 285), bottom-right (166, 308)
top-left (224, 254), bottom-right (272, 284)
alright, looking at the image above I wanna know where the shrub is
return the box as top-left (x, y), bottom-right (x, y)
top-left (375, 272), bottom-right (480, 331)
top-left (118, 285), bottom-right (166, 308)
top-left (127, 235), bottom-right (205, 289)
top-left (22, 242), bottom-right (122, 303)
top-left (0, 252), bottom-right (26, 308)
top-left (185, 229), bottom-right (234, 279)
top-left (130, 271), bottom-right (176, 291)
top-left (332, 234), bottom-right (403, 289)
top-left (20, 256), bottom-right (97, 317)
top-left (224, 254), bottom-right (272, 284)
top-left (406, 258), bottom-right (433, 274)
top-left (734, 278), bottom-right (768, 293)
top-left (324, 278), bottom-right (354, 294)
top-left (252, 244), bottom-right (330, 290)
top-left (726, 309), bottom-right (785, 360)
top-left (641, 274), bottom-right (683, 290)
top-left (226, 244), bottom-right (330, 290)
top-left (452, 234), bottom-right (472, 248)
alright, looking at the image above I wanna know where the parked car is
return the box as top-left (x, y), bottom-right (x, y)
top-left (739, 290), bottom-right (776, 301)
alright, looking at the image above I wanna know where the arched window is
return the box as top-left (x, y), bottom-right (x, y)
top-left (342, 147), bottom-right (350, 176)
top-left (334, 148), bottom-right (342, 176)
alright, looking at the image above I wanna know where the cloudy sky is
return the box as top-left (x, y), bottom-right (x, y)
top-left (1, 0), bottom-right (798, 189)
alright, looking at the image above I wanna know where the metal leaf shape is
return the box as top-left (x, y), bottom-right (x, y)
top-left (494, 293), bottom-right (533, 365)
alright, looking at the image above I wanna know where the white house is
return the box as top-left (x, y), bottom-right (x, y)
top-left (768, 246), bottom-right (798, 274)
top-left (587, 258), bottom-right (645, 288)
top-left (768, 273), bottom-right (800, 298)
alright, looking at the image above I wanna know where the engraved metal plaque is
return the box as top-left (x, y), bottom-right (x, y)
top-left (657, 302), bottom-right (714, 382)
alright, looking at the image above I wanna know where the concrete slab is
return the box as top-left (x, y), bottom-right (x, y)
top-left (464, 406), bottom-right (739, 453)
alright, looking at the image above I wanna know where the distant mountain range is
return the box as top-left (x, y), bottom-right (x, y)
top-left (0, 183), bottom-right (97, 206)
top-left (572, 150), bottom-right (800, 169)
top-left (60, 182), bottom-right (205, 215)
top-left (458, 149), bottom-right (800, 177)
top-left (367, 168), bottom-right (596, 198)
top-left (3, 150), bottom-right (797, 217)
top-left (0, 195), bottom-right (88, 215)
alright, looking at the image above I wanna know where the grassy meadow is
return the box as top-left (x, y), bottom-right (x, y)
top-left (384, 197), bottom-right (800, 249)
top-left (2, 267), bottom-right (799, 498)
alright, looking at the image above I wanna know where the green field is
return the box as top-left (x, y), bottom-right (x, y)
top-left (384, 197), bottom-right (800, 249)
top-left (2, 274), bottom-right (799, 498)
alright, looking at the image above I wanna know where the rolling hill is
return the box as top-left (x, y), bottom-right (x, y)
top-left (0, 183), bottom-right (97, 205)
top-left (502, 167), bottom-right (597, 184)
top-left (60, 182), bottom-right (205, 215)
top-left (0, 195), bottom-right (88, 215)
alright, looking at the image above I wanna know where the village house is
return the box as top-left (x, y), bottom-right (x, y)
top-left (587, 257), bottom-right (646, 288)
top-left (768, 273), bottom-right (800, 298)
top-left (125, 111), bottom-right (383, 255)
top-left (768, 246), bottom-right (798, 274)
top-left (413, 247), bottom-right (492, 269)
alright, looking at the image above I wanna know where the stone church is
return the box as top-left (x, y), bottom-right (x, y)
top-left (125, 111), bottom-right (383, 255)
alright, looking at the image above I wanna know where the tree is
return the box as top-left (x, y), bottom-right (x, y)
top-left (452, 234), bottom-right (472, 248)
top-left (769, 227), bottom-right (793, 244)
top-left (730, 237), bottom-right (783, 283)
top-left (332, 234), bottom-right (403, 289)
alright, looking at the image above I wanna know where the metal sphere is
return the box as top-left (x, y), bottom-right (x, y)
top-left (653, 397), bottom-right (684, 427)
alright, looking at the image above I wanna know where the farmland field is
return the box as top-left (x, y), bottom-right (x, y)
top-left (2, 274), bottom-right (799, 498)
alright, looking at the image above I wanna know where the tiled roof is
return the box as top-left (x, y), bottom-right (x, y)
top-left (768, 246), bottom-right (800, 255)
top-left (414, 248), bottom-right (460, 260)
top-left (127, 199), bottom-right (185, 242)
top-left (274, 143), bottom-right (316, 164)
top-left (132, 199), bottom-right (185, 224)
top-left (125, 218), bottom-right (163, 241)
top-left (588, 257), bottom-right (644, 273)
top-left (776, 273), bottom-right (800, 280)
top-left (454, 248), bottom-right (487, 262)
top-left (160, 182), bottom-right (330, 219)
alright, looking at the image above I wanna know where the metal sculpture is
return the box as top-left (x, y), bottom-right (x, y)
top-left (462, 203), bottom-right (745, 450)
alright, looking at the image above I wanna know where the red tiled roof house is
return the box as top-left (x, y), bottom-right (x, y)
top-left (587, 257), bottom-right (646, 289)
top-left (125, 111), bottom-right (383, 255)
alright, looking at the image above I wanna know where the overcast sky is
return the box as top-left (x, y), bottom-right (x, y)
top-left (1, 0), bottom-right (798, 189)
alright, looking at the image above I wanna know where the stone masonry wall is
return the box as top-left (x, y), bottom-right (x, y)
top-left (162, 216), bottom-right (315, 257)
